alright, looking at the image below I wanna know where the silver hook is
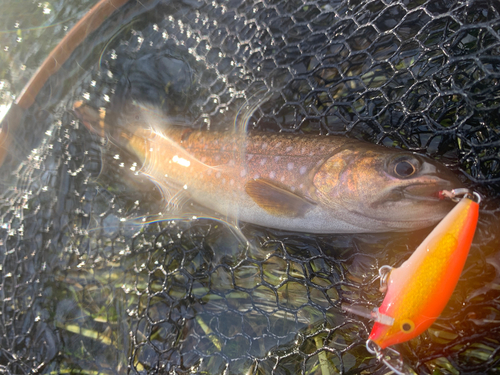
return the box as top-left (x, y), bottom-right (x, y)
top-left (473, 191), bottom-right (482, 204)
top-left (378, 265), bottom-right (392, 293)
top-left (366, 340), bottom-right (405, 375)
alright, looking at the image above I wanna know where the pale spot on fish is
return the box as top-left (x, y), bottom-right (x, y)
top-left (301, 147), bottom-right (306, 154)
top-left (281, 176), bottom-right (285, 182)
top-left (299, 166), bottom-right (307, 175)
top-left (222, 178), bottom-right (226, 184)
top-left (290, 186), bottom-right (296, 192)
top-left (269, 171), bottom-right (276, 179)
top-left (287, 162), bottom-right (294, 171)
top-left (254, 174), bottom-right (260, 179)
top-left (216, 172), bottom-right (221, 178)
top-left (230, 179), bottom-right (235, 186)
top-left (299, 184), bottom-right (304, 189)
top-left (274, 156), bottom-right (281, 162)
top-left (173, 155), bottom-right (191, 167)
top-left (215, 155), bottom-right (221, 161)
top-left (260, 158), bottom-right (267, 166)
top-left (240, 169), bottom-right (247, 177)
top-left (201, 156), bottom-right (207, 163)
top-left (275, 142), bottom-right (282, 148)
top-left (262, 142), bottom-right (268, 150)
top-left (247, 154), bottom-right (254, 161)
top-left (229, 159), bottom-right (235, 166)
top-left (207, 169), bottom-right (212, 176)
top-left (286, 146), bottom-right (293, 152)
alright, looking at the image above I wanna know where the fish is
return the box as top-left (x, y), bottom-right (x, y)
top-left (74, 102), bottom-right (462, 233)
top-left (368, 192), bottom-right (480, 349)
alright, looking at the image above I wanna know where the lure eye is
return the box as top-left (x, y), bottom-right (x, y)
top-left (400, 319), bottom-right (415, 333)
top-left (394, 160), bottom-right (416, 178)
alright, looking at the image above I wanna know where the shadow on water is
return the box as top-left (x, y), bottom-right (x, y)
top-left (1, 0), bottom-right (500, 374)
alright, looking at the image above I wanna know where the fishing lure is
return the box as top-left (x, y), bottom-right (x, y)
top-left (344, 188), bottom-right (480, 373)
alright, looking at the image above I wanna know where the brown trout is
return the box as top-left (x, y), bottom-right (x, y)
top-left (75, 103), bottom-right (461, 233)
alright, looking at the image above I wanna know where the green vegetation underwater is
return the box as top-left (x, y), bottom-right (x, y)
top-left (1, 0), bottom-right (500, 374)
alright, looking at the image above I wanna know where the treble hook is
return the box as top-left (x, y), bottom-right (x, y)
top-left (366, 340), bottom-right (405, 375)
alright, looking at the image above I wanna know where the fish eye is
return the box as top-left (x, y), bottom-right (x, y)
top-left (400, 319), bottom-right (415, 333)
top-left (394, 159), bottom-right (416, 178)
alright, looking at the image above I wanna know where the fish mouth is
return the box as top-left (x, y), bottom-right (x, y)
top-left (402, 183), bottom-right (449, 201)
top-left (379, 181), bottom-right (459, 205)
top-left (373, 177), bottom-right (462, 207)
top-left (363, 182), bottom-right (457, 227)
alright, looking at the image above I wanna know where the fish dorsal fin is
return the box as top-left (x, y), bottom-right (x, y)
top-left (245, 178), bottom-right (315, 218)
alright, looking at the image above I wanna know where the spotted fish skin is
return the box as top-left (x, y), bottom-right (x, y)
top-left (74, 102), bottom-right (462, 233)
top-left (122, 124), bottom-right (461, 233)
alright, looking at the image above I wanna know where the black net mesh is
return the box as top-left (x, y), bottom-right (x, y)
top-left (1, 0), bottom-right (500, 374)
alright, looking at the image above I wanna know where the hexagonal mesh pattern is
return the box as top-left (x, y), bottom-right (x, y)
top-left (0, 0), bottom-right (499, 374)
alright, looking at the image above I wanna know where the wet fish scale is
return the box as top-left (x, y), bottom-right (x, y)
top-left (165, 130), bottom-right (349, 199)
top-left (74, 102), bottom-right (462, 233)
top-left (121, 123), bottom-right (461, 233)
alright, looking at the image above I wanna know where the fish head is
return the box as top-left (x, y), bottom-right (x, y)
top-left (313, 143), bottom-right (462, 231)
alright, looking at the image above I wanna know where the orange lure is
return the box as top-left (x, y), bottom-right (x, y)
top-left (367, 191), bottom-right (479, 350)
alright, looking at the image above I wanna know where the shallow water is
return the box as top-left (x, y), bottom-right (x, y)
top-left (1, 1), bottom-right (500, 374)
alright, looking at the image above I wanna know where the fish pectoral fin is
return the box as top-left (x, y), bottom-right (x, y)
top-left (245, 178), bottom-right (315, 218)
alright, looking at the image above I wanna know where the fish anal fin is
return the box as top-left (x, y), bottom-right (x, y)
top-left (245, 178), bottom-right (315, 218)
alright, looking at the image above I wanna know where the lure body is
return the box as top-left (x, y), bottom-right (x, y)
top-left (369, 196), bottom-right (479, 348)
